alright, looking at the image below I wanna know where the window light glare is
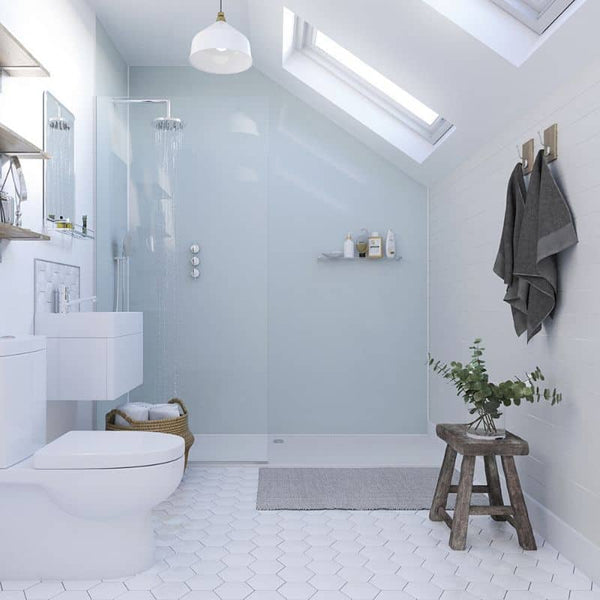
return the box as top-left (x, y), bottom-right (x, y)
top-left (314, 31), bottom-right (439, 126)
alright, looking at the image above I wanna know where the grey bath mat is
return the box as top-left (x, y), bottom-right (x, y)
top-left (257, 467), bottom-right (484, 510)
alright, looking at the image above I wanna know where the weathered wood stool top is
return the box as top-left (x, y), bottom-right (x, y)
top-left (436, 423), bottom-right (529, 456)
top-left (430, 423), bottom-right (536, 551)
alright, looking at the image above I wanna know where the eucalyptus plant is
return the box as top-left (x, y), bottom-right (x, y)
top-left (429, 339), bottom-right (562, 434)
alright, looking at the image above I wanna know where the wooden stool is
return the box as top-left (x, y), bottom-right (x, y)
top-left (429, 423), bottom-right (536, 551)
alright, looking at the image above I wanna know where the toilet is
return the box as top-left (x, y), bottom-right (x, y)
top-left (0, 335), bottom-right (185, 580)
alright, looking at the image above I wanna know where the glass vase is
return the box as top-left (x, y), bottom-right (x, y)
top-left (466, 409), bottom-right (506, 440)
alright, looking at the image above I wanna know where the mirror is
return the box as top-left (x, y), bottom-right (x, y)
top-left (44, 91), bottom-right (75, 226)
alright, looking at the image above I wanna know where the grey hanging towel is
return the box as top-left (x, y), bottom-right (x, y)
top-left (514, 150), bottom-right (578, 341)
top-left (493, 163), bottom-right (529, 336)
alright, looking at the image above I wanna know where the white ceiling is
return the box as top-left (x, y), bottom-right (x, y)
top-left (88, 0), bottom-right (600, 185)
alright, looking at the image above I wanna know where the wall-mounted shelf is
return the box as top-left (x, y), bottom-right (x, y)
top-left (0, 121), bottom-right (49, 159)
top-left (318, 253), bottom-right (402, 262)
top-left (49, 222), bottom-right (95, 240)
top-left (0, 23), bottom-right (49, 77)
top-left (0, 223), bottom-right (50, 241)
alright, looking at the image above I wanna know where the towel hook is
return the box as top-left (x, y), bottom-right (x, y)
top-left (518, 139), bottom-right (535, 174)
top-left (537, 130), bottom-right (551, 157)
top-left (516, 145), bottom-right (528, 169)
top-left (538, 123), bottom-right (558, 162)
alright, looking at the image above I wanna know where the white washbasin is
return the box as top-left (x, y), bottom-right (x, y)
top-left (34, 312), bottom-right (143, 402)
top-left (35, 312), bottom-right (142, 338)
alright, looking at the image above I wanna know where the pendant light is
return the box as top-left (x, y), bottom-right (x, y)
top-left (189, 0), bottom-right (252, 75)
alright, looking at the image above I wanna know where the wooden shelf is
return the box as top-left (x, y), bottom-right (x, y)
top-left (0, 121), bottom-right (49, 159)
top-left (0, 23), bottom-right (49, 77)
top-left (0, 223), bottom-right (50, 241)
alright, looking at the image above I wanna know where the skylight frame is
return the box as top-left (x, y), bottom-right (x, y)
top-left (490, 0), bottom-right (576, 33)
top-left (292, 17), bottom-right (453, 146)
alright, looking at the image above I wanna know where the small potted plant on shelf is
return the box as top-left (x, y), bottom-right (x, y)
top-left (429, 339), bottom-right (562, 439)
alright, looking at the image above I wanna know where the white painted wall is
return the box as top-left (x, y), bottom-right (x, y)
top-left (429, 55), bottom-right (600, 581)
top-left (0, 1), bottom-right (125, 439)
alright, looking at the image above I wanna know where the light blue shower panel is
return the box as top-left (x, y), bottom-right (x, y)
top-left (96, 67), bottom-right (427, 441)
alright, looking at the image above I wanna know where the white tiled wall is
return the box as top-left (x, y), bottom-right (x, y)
top-left (429, 55), bottom-right (600, 578)
top-left (34, 259), bottom-right (80, 315)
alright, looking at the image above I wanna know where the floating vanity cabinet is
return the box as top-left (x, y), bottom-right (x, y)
top-left (34, 312), bottom-right (143, 401)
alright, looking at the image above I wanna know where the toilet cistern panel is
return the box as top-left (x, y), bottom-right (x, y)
top-left (0, 336), bottom-right (47, 468)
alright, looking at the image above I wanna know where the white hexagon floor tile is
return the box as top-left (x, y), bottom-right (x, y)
top-left (3, 466), bottom-right (598, 600)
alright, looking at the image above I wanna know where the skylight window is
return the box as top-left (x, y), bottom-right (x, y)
top-left (281, 8), bottom-right (454, 162)
top-left (312, 31), bottom-right (439, 127)
top-left (490, 0), bottom-right (576, 33)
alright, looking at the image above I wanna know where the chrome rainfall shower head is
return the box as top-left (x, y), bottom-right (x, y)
top-left (153, 117), bottom-right (184, 131)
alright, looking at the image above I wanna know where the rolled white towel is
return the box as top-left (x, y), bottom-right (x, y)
top-left (148, 403), bottom-right (181, 421)
top-left (115, 403), bottom-right (149, 426)
top-left (130, 402), bottom-right (153, 409)
top-left (161, 403), bottom-right (183, 416)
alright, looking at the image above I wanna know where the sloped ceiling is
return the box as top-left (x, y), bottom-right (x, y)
top-left (88, 0), bottom-right (600, 185)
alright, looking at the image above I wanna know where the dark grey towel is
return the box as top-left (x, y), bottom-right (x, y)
top-left (493, 163), bottom-right (529, 336)
top-left (514, 150), bottom-right (578, 341)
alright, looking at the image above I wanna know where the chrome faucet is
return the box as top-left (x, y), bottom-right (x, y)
top-left (55, 285), bottom-right (97, 314)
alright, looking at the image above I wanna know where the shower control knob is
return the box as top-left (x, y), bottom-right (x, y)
top-left (190, 244), bottom-right (200, 254)
top-left (190, 256), bottom-right (200, 266)
top-left (190, 268), bottom-right (200, 279)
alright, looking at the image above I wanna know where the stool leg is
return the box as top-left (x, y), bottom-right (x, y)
top-left (429, 445), bottom-right (457, 521)
top-left (449, 454), bottom-right (475, 551)
top-left (501, 456), bottom-right (537, 550)
top-left (484, 455), bottom-right (507, 522)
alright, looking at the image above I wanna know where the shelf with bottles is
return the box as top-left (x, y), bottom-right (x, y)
top-left (318, 228), bottom-right (400, 262)
top-left (317, 253), bottom-right (402, 262)
top-left (46, 216), bottom-right (94, 240)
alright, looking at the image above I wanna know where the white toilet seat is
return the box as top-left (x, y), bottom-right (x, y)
top-left (1, 431), bottom-right (185, 519)
top-left (0, 432), bottom-right (185, 579)
top-left (34, 430), bottom-right (183, 469)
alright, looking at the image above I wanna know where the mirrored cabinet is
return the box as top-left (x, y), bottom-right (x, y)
top-left (43, 92), bottom-right (93, 239)
top-left (43, 93), bottom-right (74, 226)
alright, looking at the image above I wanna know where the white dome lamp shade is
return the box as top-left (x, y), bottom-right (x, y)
top-left (189, 1), bottom-right (252, 75)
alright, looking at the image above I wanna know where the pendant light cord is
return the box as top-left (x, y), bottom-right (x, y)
top-left (216, 0), bottom-right (226, 22)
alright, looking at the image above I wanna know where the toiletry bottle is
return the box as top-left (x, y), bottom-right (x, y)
top-left (344, 233), bottom-right (355, 259)
top-left (356, 228), bottom-right (369, 258)
top-left (368, 231), bottom-right (383, 259)
top-left (385, 229), bottom-right (396, 259)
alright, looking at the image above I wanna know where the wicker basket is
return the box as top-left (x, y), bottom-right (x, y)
top-left (106, 398), bottom-right (195, 467)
